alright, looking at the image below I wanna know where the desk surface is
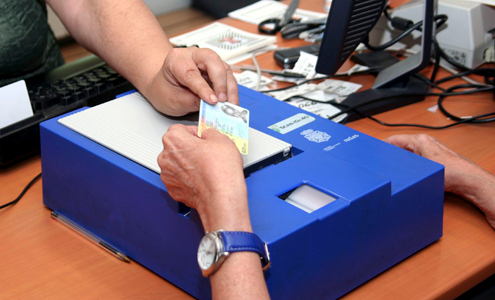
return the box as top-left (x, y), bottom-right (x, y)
top-left (1, 1), bottom-right (495, 299)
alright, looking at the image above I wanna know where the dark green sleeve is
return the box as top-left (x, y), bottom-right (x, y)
top-left (0, 0), bottom-right (65, 87)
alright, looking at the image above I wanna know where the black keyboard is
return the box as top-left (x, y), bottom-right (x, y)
top-left (0, 55), bottom-right (134, 168)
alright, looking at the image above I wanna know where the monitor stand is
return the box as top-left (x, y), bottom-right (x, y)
top-left (339, 0), bottom-right (434, 123)
top-left (339, 75), bottom-right (429, 123)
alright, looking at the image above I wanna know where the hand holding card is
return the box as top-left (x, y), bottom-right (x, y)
top-left (198, 100), bottom-right (249, 155)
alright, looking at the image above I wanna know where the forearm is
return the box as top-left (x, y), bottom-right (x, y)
top-left (452, 168), bottom-right (495, 228)
top-left (211, 251), bottom-right (270, 300)
top-left (199, 194), bottom-right (270, 300)
top-left (46, 0), bottom-right (172, 94)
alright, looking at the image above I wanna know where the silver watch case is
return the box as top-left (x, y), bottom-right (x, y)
top-left (198, 230), bottom-right (229, 277)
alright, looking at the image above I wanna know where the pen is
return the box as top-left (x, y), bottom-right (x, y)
top-left (231, 65), bottom-right (306, 78)
top-left (51, 211), bottom-right (131, 263)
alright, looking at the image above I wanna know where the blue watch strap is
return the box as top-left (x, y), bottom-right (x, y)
top-left (220, 231), bottom-right (270, 270)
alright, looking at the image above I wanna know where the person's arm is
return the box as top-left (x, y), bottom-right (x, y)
top-left (158, 125), bottom-right (270, 300)
top-left (45, 0), bottom-right (238, 116)
top-left (385, 134), bottom-right (495, 229)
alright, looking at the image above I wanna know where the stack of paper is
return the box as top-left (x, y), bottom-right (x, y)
top-left (228, 1), bottom-right (327, 25)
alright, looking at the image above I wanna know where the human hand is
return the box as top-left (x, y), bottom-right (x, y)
top-left (158, 125), bottom-right (251, 232)
top-left (384, 134), bottom-right (475, 193)
top-left (385, 134), bottom-right (495, 229)
top-left (146, 47), bottom-right (239, 116)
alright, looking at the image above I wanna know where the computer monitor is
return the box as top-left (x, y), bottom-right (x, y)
top-left (315, 0), bottom-right (388, 77)
top-left (315, 0), bottom-right (435, 121)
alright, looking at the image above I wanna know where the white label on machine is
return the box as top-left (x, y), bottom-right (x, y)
top-left (268, 113), bottom-right (315, 134)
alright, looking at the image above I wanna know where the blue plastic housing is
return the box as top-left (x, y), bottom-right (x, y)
top-left (41, 86), bottom-right (444, 299)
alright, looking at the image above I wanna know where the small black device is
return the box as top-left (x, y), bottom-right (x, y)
top-left (0, 55), bottom-right (133, 168)
top-left (258, 0), bottom-right (299, 34)
top-left (273, 44), bottom-right (320, 69)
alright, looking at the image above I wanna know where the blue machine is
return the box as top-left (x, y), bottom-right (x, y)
top-left (41, 86), bottom-right (444, 299)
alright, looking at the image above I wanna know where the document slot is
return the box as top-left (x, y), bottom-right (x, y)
top-left (280, 184), bottom-right (337, 213)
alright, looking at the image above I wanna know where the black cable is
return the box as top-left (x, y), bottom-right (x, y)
top-left (363, 15), bottom-right (448, 52)
top-left (324, 86), bottom-right (495, 125)
top-left (383, 5), bottom-right (393, 22)
top-left (351, 108), bottom-right (495, 129)
top-left (437, 84), bottom-right (495, 123)
top-left (285, 95), bottom-right (337, 104)
top-left (259, 75), bottom-right (332, 93)
top-left (430, 39), bottom-right (442, 83)
top-left (287, 87), bottom-right (494, 122)
top-left (301, 94), bottom-right (495, 129)
top-left (363, 22), bottom-right (422, 51)
top-left (0, 173), bottom-right (42, 210)
top-left (362, 12), bottom-right (474, 84)
top-left (288, 92), bottom-right (495, 129)
top-left (435, 68), bottom-right (495, 85)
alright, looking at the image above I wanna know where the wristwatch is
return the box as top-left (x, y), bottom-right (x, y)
top-left (197, 230), bottom-right (271, 277)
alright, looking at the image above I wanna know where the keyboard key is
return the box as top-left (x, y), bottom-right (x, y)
top-left (71, 91), bottom-right (84, 102)
top-left (77, 81), bottom-right (91, 88)
top-left (41, 94), bottom-right (59, 109)
top-left (59, 96), bottom-right (74, 106)
top-left (83, 87), bottom-right (96, 97)
top-left (93, 82), bottom-right (106, 93)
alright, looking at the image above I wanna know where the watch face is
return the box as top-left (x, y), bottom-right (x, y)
top-left (197, 233), bottom-right (217, 271)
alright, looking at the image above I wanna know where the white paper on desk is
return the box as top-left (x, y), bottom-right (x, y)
top-left (291, 51), bottom-right (327, 80)
top-left (0, 80), bottom-right (34, 129)
top-left (169, 23), bottom-right (276, 61)
top-left (225, 44), bottom-right (278, 65)
top-left (234, 71), bottom-right (273, 90)
top-left (286, 96), bottom-right (346, 123)
top-left (292, 51), bottom-right (319, 78)
top-left (316, 80), bottom-right (362, 96)
top-left (268, 83), bottom-right (317, 101)
top-left (228, 1), bottom-right (328, 25)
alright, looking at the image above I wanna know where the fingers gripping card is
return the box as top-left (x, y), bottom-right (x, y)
top-left (198, 100), bottom-right (249, 155)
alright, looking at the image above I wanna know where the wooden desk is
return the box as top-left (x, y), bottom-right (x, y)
top-left (1, 1), bottom-right (494, 299)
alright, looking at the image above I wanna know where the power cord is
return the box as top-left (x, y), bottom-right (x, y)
top-left (437, 84), bottom-right (495, 123)
top-left (0, 172), bottom-right (42, 210)
top-left (322, 84), bottom-right (495, 128)
top-left (363, 15), bottom-right (448, 52)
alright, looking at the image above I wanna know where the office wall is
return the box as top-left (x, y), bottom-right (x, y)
top-left (47, 0), bottom-right (192, 39)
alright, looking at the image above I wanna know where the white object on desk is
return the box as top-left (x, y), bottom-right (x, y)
top-left (228, 1), bottom-right (328, 25)
top-left (233, 70), bottom-right (273, 90)
top-left (0, 80), bottom-right (33, 130)
top-left (169, 23), bottom-right (276, 61)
